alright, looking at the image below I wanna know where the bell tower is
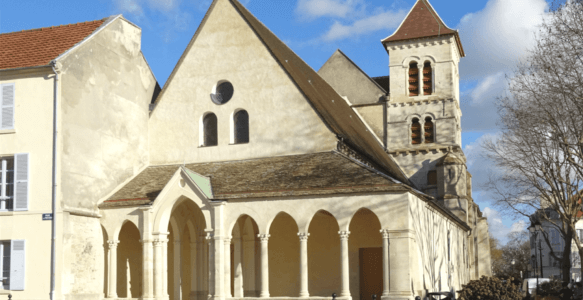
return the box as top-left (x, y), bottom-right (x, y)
top-left (382, 0), bottom-right (466, 202)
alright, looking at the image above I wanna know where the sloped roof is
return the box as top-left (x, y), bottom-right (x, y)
top-left (382, 0), bottom-right (464, 57)
top-left (372, 76), bottom-right (390, 94)
top-left (0, 18), bottom-right (107, 70)
top-left (228, 0), bottom-right (410, 184)
top-left (104, 152), bottom-right (405, 202)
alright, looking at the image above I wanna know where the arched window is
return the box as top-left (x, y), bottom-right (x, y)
top-left (233, 110), bottom-right (249, 144)
top-left (423, 62), bottom-right (433, 95)
top-left (408, 62), bottom-right (419, 96)
top-left (411, 118), bottom-right (422, 144)
top-left (424, 117), bottom-right (434, 143)
top-left (203, 113), bottom-right (218, 146)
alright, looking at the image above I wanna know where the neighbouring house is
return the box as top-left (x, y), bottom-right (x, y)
top-left (0, 0), bottom-right (491, 300)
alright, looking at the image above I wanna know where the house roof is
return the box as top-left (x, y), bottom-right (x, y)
top-left (0, 18), bottom-right (107, 70)
top-left (381, 0), bottom-right (464, 57)
top-left (372, 76), bottom-right (390, 94)
top-left (103, 152), bottom-right (406, 203)
top-left (228, 0), bottom-right (410, 185)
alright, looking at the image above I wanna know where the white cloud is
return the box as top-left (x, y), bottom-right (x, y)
top-left (457, 0), bottom-right (548, 80)
top-left (482, 207), bottom-right (527, 244)
top-left (296, 0), bottom-right (364, 20)
top-left (114, 0), bottom-right (144, 17)
top-left (147, 0), bottom-right (181, 12)
top-left (321, 9), bottom-right (406, 41)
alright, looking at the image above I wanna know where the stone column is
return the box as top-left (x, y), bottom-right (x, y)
top-left (163, 238), bottom-right (170, 299)
top-left (190, 242), bottom-right (198, 300)
top-left (388, 230), bottom-right (414, 299)
top-left (418, 62), bottom-right (424, 96)
top-left (380, 229), bottom-right (390, 297)
top-left (258, 234), bottom-right (270, 298)
top-left (107, 240), bottom-right (120, 299)
top-left (298, 233), bottom-right (310, 298)
top-left (233, 237), bottom-right (244, 298)
top-left (224, 237), bottom-right (232, 298)
top-left (154, 238), bottom-right (165, 298)
top-left (174, 239), bottom-right (182, 300)
top-left (206, 234), bottom-right (213, 297)
top-left (142, 239), bottom-right (155, 299)
top-left (338, 231), bottom-right (351, 297)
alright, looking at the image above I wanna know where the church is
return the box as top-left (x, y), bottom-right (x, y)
top-left (0, 0), bottom-right (492, 299)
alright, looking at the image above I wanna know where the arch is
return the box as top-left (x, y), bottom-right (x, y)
top-left (408, 61), bottom-right (420, 96)
top-left (307, 209), bottom-right (341, 296)
top-left (422, 61), bottom-right (433, 95)
top-left (152, 184), bottom-right (212, 235)
top-left (419, 55), bottom-right (437, 65)
top-left (268, 212), bottom-right (300, 296)
top-left (411, 117), bottom-right (422, 145)
top-left (346, 207), bottom-right (382, 230)
top-left (228, 213), bottom-right (261, 236)
top-left (117, 221), bottom-right (143, 298)
top-left (200, 112), bottom-right (218, 147)
top-left (266, 211), bottom-right (299, 234)
top-left (401, 56), bottom-right (421, 67)
top-left (231, 109), bottom-right (249, 144)
top-left (113, 218), bottom-right (142, 241)
top-left (230, 215), bottom-right (260, 297)
top-left (424, 116), bottom-right (435, 144)
top-left (303, 209), bottom-right (340, 234)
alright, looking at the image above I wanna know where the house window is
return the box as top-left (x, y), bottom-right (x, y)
top-left (427, 170), bottom-right (437, 186)
top-left (411, 118), bottom-right (422, 144)
top-left (210, 81), bottom-right (234, 105)
top-left (0, 240), bottom-right (25, 290)
top-left (233, 110), bottom-right (249, 144)
top-left (408, 62), bottom-right (419, 96)
top-left (424, 117), bottom-right (434, 143)
top-left (423, 62), bottom-right (433, 95)
top-left (1, 83), bottom-right (15, 130)
top-left (0, 157), bottom-right (14, 211)
top-left (203, 113), bottom-right (218, 147)
top-left (550, 229), bottom-right (562, 251)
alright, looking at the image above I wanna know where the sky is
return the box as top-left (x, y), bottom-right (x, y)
top-left (0, 0), bottom-right (553, 244)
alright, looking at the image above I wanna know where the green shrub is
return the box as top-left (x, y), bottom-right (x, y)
top-left (538, 280), bottom-right (561, 297)
top-left (458, 276), bottom-right (522, 300)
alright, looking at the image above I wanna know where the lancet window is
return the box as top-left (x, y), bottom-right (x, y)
top-left (423, 62), bottom-right (433, 95)
top-left (408, 62), bottom-right (419, 97)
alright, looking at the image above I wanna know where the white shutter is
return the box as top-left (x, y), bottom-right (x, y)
top-left (9, 240), bottom-right (25, 291)
top-left (1, 84), bottom-right (15, 130)
top-left (14, 153), bottom-right (29, 211)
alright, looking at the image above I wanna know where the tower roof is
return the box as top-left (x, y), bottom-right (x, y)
top-left (382, 0), bottom-right (464, 57)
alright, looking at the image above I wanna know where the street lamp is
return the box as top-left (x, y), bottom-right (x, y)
top-left (529, 218), bottom-right (544, 296)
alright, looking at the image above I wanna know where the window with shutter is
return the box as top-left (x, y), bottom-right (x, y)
top-left (411, 118), bottom-right (422, 144)
top-left (0, 241), bottom-right (9, 289)
top-left (0, 157), bottom-right (14, 211)
top-left (233, 110), bottom-right (249, 144)
top-left (424, 117), bottom-right (434, 143)
top-left (203, 113), bottom-right (218, 147)
top-left (408, 62), bottom-right (419, 97)
top-left (1, 84), bottom-right (15, 130)
top-left (13, 153), bottom-right (29, 211)
top-left (9, 240), bottom-right (25, 291)
top-left (423, 62), bottom-right (433, 95)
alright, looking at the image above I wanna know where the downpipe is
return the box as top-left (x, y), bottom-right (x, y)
top-left (49, 61), bottom-right (59, 300)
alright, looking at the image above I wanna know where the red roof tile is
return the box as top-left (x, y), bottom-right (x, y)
top-left (382, 0), bottom-right (464, 57)
top-left (0, 19), bottom-right (107, 70)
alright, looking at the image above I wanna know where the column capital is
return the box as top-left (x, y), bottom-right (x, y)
top-left (224, 236), bottom-right (233, 244)
top-left (153, 239), bottom-right (168, 247)
top-left (338, 231), bottom-right (350, 240)
top-left (258, 234), bottom-right (270, 242)
top-left (107, 240), bottom-right (120, 249)
top-left (380, 229), bottom-right (390, 239)
top-left (298, 232), bottom-right (310, 241)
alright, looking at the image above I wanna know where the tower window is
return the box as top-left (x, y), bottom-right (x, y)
top-left (424, 117), bottom-right (434, 143)
top-left (233, 110), bottom-right (249, 144)
top-left (423, 62), bottom-right (433, 95)
top-left (411, 118), bottom-right (422, 144)
top-left (203, 113), bottom-right (218, 146)
top-left (427, 170), bottom-right (437, 186)
top-left (408, 62), bottom-right (419, 97)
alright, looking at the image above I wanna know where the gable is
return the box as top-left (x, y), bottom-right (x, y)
top-left (148, 0), bottom-right (337, 165)
top-left (318, 50), bottom-right (386, 106)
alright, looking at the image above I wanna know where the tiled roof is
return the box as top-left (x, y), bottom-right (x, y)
top-left (372, 76), bottom-right (390, 93)
top-left (0, 19), bottom-right (107, 70)
top-left (228, 0), bottom-right (411, 185)
top-left (382, 0), bottom-right (464, 57)
top-left (103, 152), bottom-right (404, 203)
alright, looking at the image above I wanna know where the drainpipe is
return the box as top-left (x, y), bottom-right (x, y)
top-left (49, 61), bottom-right (59, 300)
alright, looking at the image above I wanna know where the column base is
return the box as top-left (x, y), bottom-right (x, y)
top-left (381, 291), bottom-right (415, 300)
top-left (299, 291), bottom-right (310, 298)
top-left (259, 292), bottom-right (270, 298)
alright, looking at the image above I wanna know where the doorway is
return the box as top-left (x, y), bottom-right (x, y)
top-left (359, 248), bottom-right (383, 300)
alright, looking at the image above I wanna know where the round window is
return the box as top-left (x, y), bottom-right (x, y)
top-left (211, 81), bottom-right (234, 105)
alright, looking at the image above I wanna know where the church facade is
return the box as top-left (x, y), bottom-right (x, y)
top-left (0, 0), bottom-right (491, 300)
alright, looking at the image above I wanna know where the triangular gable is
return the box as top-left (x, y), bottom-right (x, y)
top-left (382, 0), bottom-right (464, 57)
top-left (182, 166), bottom-right (214, 199)
top-left (318, 49), bottom-right (387, 105)
top-left (229, 0), bottom-right (411, 185)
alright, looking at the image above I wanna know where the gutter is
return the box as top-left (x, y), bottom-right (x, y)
top-left (49, 61), bottom-right (59, 300)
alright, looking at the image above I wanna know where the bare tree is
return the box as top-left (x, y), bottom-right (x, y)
top-left (482, 0), bottom-right (583, 283)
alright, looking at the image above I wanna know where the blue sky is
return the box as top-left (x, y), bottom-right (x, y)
top-left (0, 0), bottom-right (553, 243)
